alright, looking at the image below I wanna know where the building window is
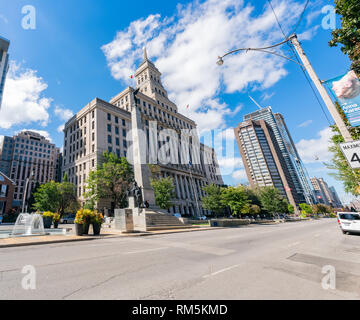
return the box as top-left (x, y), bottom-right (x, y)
top-left (107, 113), bottom-right (111, 121)
top-left (108, 135), bottom-right (112, 144)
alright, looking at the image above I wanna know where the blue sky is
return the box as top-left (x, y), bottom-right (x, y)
top-left (0, 0), bottom-right (355, 204)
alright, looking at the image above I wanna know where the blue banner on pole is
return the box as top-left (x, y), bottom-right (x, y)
top-left (324, 70), bottom-right (360, 127)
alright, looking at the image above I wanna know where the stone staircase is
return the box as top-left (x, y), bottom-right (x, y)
top-left (145, 212), bottom-right (195, 231)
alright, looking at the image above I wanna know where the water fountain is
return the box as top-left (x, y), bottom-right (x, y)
top-left (11, 213), bottom-right (46, 237)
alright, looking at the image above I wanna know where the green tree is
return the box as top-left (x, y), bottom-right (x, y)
top-left (33, 181), bottom-right (61, 212)
top-left (57, 181), bottom-right (77, 217)
top-left (329, 0), bottom-right (360, 75)
top-left (201, 184), bottom-right (225, 217)
top-left (258, 187), bottom-right (287, 214)
top-left (288, 204), bottom-right (295, 215)
top-left (249, 204), bottom-right (261, 215)
top-left (33, 181), bottom-right (77, 216)
top-left (220, 186), bottom-right (250, 216)
top-left (28, 182), bottom-right (40, 211)
top-left (85, 152), bottom-right (134, 209)
top-left (326, 121), bottom-right (360, 196)
top-left (313, 204), bottom-right (332, 214)
top-left (244, 187), bottom-right (262, 207)
top-left (150, 177), bottom-right (176, 210)
top-left (299, 203), bottom-right (313, 215)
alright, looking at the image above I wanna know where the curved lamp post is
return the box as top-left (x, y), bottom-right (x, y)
top-left (216, 34), bottom-right (353, 142)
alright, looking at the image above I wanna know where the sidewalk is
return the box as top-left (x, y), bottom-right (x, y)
top-left (0, 226), bottom-right (224, 248)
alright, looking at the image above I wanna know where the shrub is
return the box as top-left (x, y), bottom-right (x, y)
top-left (75, 209), bottom-right (95, 224)
top-left (52, 213), bottom-right (61, 222)
top-left (92, 212), bottom-right (104, 225)
top-left (43, 211), bottom-right (54, 218)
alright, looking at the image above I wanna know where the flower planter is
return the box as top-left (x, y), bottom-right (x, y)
top-left (83, 221), bottom-right (90, 235)
top-left (53, 221), bottom-right (59, 229)
top-left (92, 223), bottom-right (101, 236)
top-left (43, 216), bottom-right (53, 229)
top-left (75, 223), bottom-right (84, 236)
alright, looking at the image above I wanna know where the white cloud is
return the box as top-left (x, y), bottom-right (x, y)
top-left (218, 157), bottom-right (243, 170)
top-left (261, 92), bottom-right (275, 101)
top-left (0, 62), bottom-right (51, 129)
top-left (54, 106), bottom-right (73, 121)
top-left (298, 25), bottom-right (320, 41)
top-left (298, 119), bottom-right (313, 128)
top-left (232, 169), bottom-right (248, 182)
top-left (296, 127), bottom-right (334, 164)
top-left (57, 124), bottom-right (65, 133)
top-left (17, 129), bottom-right (52, 142)
top-left (102, 0), bottom-right (306, 132)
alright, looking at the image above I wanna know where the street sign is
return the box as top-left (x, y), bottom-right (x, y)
top-left (339, 140), bottom-right (360, 169)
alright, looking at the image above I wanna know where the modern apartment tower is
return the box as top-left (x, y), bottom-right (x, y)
top-left (243, 107), bottom-right (313, 204)
top-left (234, 119), bottom-right (299, 210)
top-left (310, 177), bottom-right (343, 208)
top-left (274, 113), bottom-right (315, 204)
top-left (0, 136), bottom-right (14, 176)
top-left (0, 36), bottom-right (10, 109)
top-left (0, 131), bottom-right (61, 208)
top-left (62, 49), bottom-right (223, 216)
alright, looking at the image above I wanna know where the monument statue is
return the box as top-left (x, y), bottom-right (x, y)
top-left (127, 180), bottom-right (143, 208)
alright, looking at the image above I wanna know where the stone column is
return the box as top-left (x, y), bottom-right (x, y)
top-left (131, 91), bottom-right (155, 206)
top-left (184, 176), bottom-right (191, 200)
top-left (174, 175), bottom-right (181, 199)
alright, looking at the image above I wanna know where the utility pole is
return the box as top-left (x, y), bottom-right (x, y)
top-left (289, 34), bottom-right (353, 142)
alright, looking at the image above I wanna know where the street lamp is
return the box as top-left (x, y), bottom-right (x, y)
top-left (22, 170), bottom-right (35, 213)
top-left (216, 34), bottom-right (353, 143)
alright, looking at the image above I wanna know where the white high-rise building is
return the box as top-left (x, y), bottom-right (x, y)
top-left (0, 36), bottom-right (10, 109)
top-left (62, 49), bottom-right (223, 216)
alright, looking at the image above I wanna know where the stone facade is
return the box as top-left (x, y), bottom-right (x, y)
top-left (0, 131), bottom-right (61, 207)
top-left (62, 49), bottom-right (223, 216)
top-left (0, 171), bottom-right (15, 214)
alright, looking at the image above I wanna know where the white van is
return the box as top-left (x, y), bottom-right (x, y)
top-left (337, 212), bottom-right (360, 234)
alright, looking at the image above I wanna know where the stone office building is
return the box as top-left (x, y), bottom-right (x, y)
top-left (0, 131), bottom-right (61, 207)
top-left (62, 49), bottom-right (223, 216)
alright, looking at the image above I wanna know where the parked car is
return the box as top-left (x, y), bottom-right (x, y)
top-left (0, 215), bottom-right (2, 224)
top-left (60, 214), bottom-right (75, 224)
top-left (337, 212), bottom-right (360, 235)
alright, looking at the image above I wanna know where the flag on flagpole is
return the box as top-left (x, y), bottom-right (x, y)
top-left (129, 75), bottom-right (134, 79)
top-left (186, 104), bottom-right (189, 109)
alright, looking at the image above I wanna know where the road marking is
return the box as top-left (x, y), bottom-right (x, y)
top-left (124, 247), bottom-right (167, 254)
top-left (203, 264), bottom-right (240, 278)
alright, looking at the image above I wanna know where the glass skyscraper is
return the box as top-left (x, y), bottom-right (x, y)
top-left (243, 107), bottom-right (313, 205)
top-left (0, 36), bottom-right (10, 110)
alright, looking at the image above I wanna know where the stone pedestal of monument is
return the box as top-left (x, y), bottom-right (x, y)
top-left (114, 197), bottom-right (147, 233)
top-left (114, 208), bottom-right (134, 233)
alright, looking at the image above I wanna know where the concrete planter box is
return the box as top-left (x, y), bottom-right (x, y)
top-left (210, 219), bottom-right (250, 227)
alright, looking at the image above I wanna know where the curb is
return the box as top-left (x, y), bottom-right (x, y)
top-left (0, 227), bottom-right (226, 248)
top-left (0, 236), bottom-right (98, 249)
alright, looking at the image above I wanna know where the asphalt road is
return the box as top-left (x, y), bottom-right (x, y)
top-left (0, 219), bottom-right (359, 300)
